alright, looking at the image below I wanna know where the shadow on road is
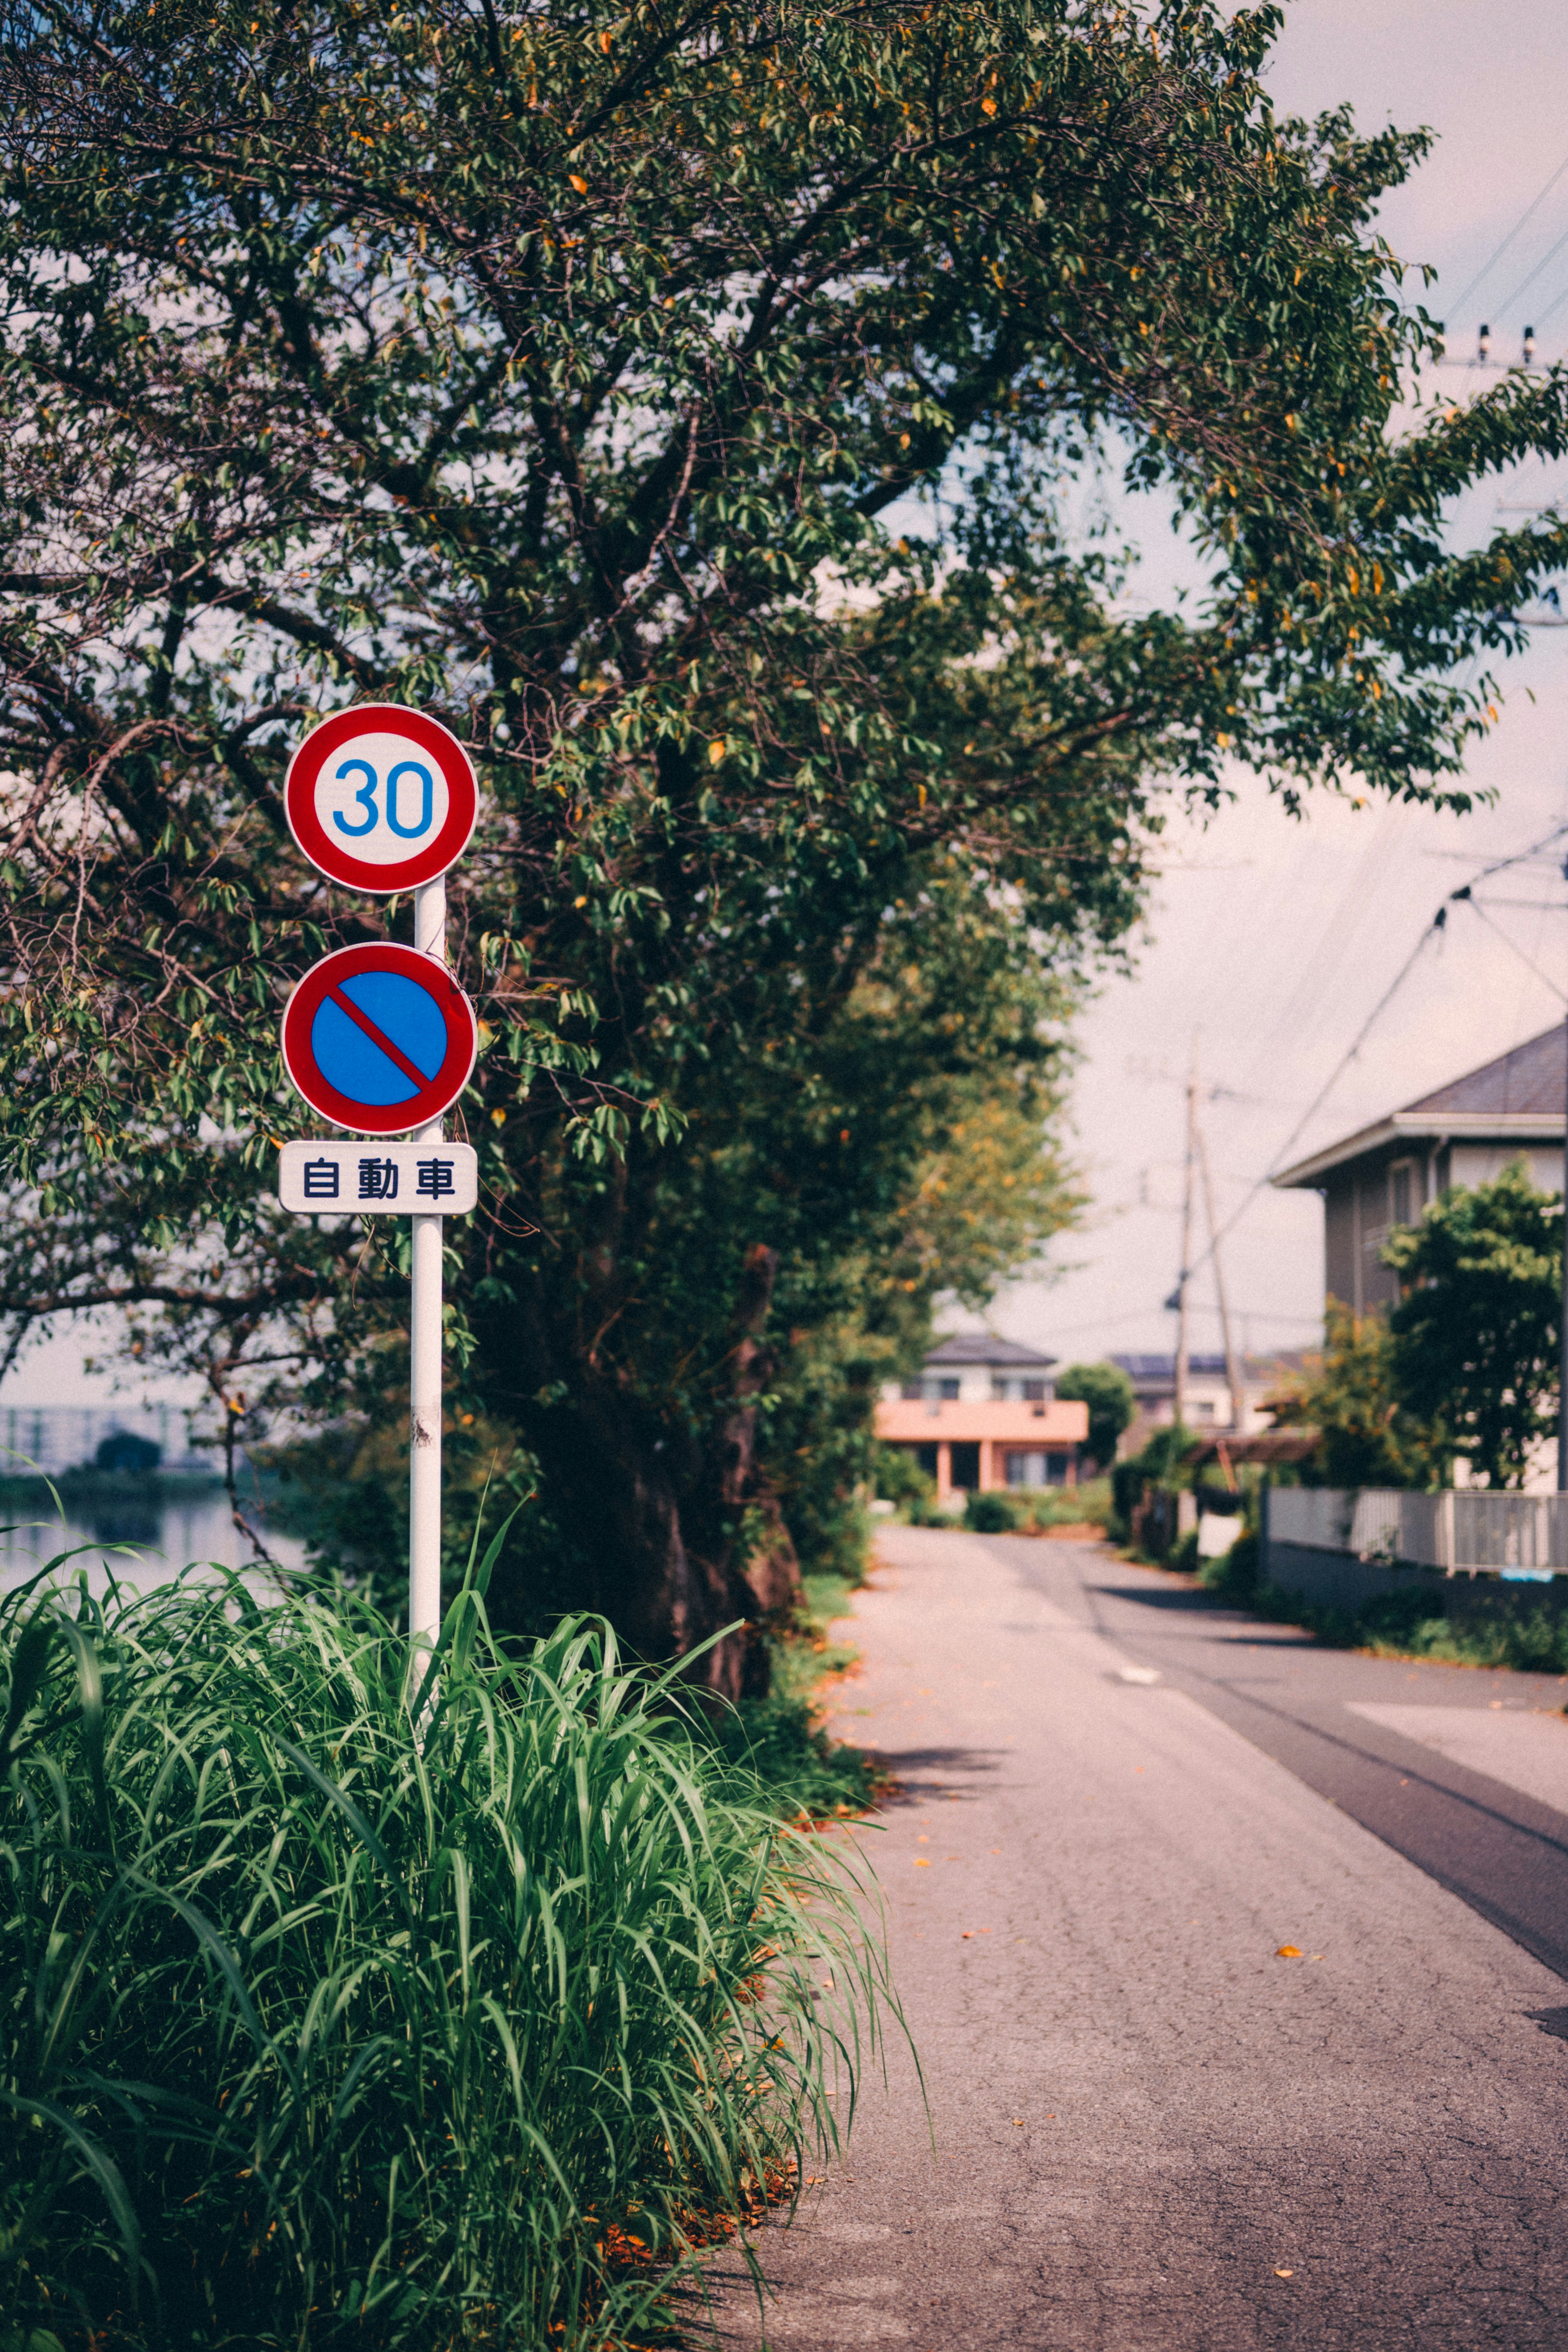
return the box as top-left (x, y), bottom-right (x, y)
top-left (871, 1744), bottom-right (1010, 1805)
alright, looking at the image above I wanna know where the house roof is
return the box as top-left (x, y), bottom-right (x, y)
top-left (924, 1334), bottom-right (1057, 1369)
top-left (1113, 1353), bottom-right (1230, 1383)
top-left (1111, 1353), bottom-right (1304, 1387)
top-left (1272, 1023), bottom-right (1567, 1188)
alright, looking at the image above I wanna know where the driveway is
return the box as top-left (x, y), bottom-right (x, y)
top-left (695, 1526), bottom-right (1568, 2350)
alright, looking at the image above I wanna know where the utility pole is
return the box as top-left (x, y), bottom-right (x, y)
top-left (1198, 1121), bottom-right (1246, 1434)
top-left (409, 872), bottom-right (448, 1653)
top-left (1560, 959), bottom-right (1568, 1491)
top-left (1173, 1039), bottom-right (1196, 1431)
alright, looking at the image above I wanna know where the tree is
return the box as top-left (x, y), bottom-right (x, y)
top-left (1055, 1360), bottom-right (1134, 1470)
top-left (1383, 1161), bottom-right (1561, 1490)
top-left (2, 0), bottom-right (1568, 1681)
top-left (1268, 1299), bottom-right (1439, 1488)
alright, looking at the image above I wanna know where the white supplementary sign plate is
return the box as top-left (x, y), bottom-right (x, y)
top-left (277, 1139), bottom-right (479, 1215)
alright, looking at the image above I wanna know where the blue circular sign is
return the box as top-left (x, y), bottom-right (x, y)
top-left (281, 943), bottom-right (478, 1134)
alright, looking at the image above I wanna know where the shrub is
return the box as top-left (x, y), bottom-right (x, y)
top-left (1054, 1362), bottom-right (1135, 1469)
top-left (964, 1490), bottom-right (1021, 1533)
top-left (871, 1444), bottom-right (936, 1518)
top-left (0, 1558), bottom-right (886, 2350)
top-left (1197, 1527), bottom-right (1259, 1594)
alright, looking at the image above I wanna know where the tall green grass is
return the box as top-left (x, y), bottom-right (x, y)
top-left (0, 1552), bottom-right (889, 2350)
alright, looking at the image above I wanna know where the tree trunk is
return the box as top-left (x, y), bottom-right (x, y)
top-left (481, 1244), bottom-right (801, 1695)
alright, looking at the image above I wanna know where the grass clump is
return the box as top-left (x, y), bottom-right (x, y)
top-left (1184, 1526), bottom-right (1568, 1673)
top-left (1251, 1575), bottom-right (1568, 1672)
top-left (706, 1573), bottom-right (880, 1821)
top-left (0, 1555), bottom-right (887, 2351)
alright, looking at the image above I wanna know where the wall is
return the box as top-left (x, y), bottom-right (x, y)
top-left (1264, 1538), bottom-right (1450, 1614)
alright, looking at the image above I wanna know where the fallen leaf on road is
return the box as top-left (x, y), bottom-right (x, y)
top-left (915, 1859), bottom-right (932, 1867)
top-left (1012, 2119), bottom-right (1025, 2127)
top-left (1276, 1945), bottom-right (1303, 1959)
top-left (1274, 2268), bottom-right (1294, 2279)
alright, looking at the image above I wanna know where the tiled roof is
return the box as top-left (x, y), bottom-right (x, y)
top-left (924, 1334), bottom-right (1057, 1369)
top-left (1401, 1024), bottom-right (1566, 1118)
top-left (1112, 1353), bottom-right (1229, 1382)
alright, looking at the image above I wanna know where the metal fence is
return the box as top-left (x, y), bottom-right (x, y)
top-left (1267, 1485), bottom-right (1568, 1578)
top-left (0, 1403), bottom-right (211, 1476)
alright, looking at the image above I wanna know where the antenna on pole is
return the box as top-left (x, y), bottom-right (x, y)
top-left (1559, 849), bottom-right (1568, 1493)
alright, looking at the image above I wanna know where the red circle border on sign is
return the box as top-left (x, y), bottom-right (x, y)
top-left (280, 942), bottom-right (479, 1135)
top-left (285, 704), bottom-right (478, 892)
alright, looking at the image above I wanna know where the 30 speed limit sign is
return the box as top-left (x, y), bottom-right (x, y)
top-left (285, 703), bottom-right (477, 892)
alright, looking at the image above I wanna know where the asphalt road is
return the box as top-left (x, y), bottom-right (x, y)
top-left (695, 1527), bottom-right (1568, 2351)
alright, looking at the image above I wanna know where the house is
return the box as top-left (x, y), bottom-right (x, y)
top-left (1272, 1024), bottom-right (1566, 1313)
top-left (1111, 1352), bottom-right (1304, 1451)
top-left (875, 1335), bottom-right (1089, 1503)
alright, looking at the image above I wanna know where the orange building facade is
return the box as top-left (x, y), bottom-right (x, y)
top-left (874, 1395), bottom-right (1089, 1504)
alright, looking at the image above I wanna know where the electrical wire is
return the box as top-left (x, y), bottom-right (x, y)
top-left (1457, 891), bottom-right (1568, 1004)
top-left (1176, 815), bottom-right (1568, 1294)
top-left (1490, 217), bottom-right (1568, 331)
top-left (1444, 145), bottom-right (1568, 328)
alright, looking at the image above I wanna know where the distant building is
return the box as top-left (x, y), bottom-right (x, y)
top-left (0, 1402), bottom-right (209, 1476)
top-left (1272, 1025), bottom-right (1566, 1314)
top-left (875, 1335), bottom-right (1088, 1502)
top-left (1111, 1352), bottom-right (1304, 1450)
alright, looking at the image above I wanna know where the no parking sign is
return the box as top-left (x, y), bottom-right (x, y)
top-left (281, 941), bottom-right (477, 1134)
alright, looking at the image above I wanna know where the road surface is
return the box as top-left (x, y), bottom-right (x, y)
top-left (695, 1526), bottom-right (1568, 2350)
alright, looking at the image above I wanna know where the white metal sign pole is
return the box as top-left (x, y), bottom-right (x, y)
top-left (409, 874), bottom-right (447, 1650)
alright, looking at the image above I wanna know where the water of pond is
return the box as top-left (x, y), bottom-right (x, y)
top-left (0, 1482), bottom-right (311, 1599)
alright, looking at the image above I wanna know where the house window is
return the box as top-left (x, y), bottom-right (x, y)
top-left (938, 1378), bottom-right (960, 1402)
top-left (1390, 1158), bottom-right (1414, 1227)
top-left (901, 1380), bottom-right (923, 1400)
top-left (1023, 1379), bottom-right (1046, 1402)
top-left (991, 1376), bottom-right (1051, 1401)
top-left (1005, 1450), bottom-right (1068, 1488)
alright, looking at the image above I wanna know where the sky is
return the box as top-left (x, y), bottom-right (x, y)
top-left (980, 0), bottom-right (1568, 1372)
top-left (13, 0), bottom-right (1568, 1407)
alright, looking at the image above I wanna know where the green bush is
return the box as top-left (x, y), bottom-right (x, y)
top-left (1197, 1527), bottom-right (1259, 1594)
top-left (0, 1558), bottom-right (886, 2350)
top-left (706, 1691), bottom-right (880, 1817)
top-left (1025, 1475), bottom-right (1111, 1529)
top-left (1167, 1527), bottom-right (1199, 1576)
top-left (871, 1444), bottom-right (936, 1517)
top-left (964, 1490), bottom-right (1021, 1533)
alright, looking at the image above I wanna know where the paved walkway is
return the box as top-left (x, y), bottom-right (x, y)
top-left (695, 1527), bottom-right (1568, 2350)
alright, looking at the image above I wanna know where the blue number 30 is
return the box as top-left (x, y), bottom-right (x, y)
top-left (331, 758), bottom-right (435, 840)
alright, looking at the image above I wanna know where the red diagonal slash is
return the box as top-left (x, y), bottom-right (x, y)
top-left (325, 983), bottom-right (432, 1091)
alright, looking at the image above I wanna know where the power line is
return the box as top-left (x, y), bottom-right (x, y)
top-left (1528, 271), bottom-right (1568, 339)
top-left (1490, 217), bottom-right (1568, 328)
top-left (1456, 890), bottom-right (1568, 1004)
top-left (1176, 815), bottom-right (1568, 1293)
top-left (1446, 143), bottom-right (1568, 325)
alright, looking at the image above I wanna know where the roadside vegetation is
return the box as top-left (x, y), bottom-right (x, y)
top-left (0, 1559), bottom-right (890, 2352)
top-left (1174, 1525), bottom-right (1568, 1677)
